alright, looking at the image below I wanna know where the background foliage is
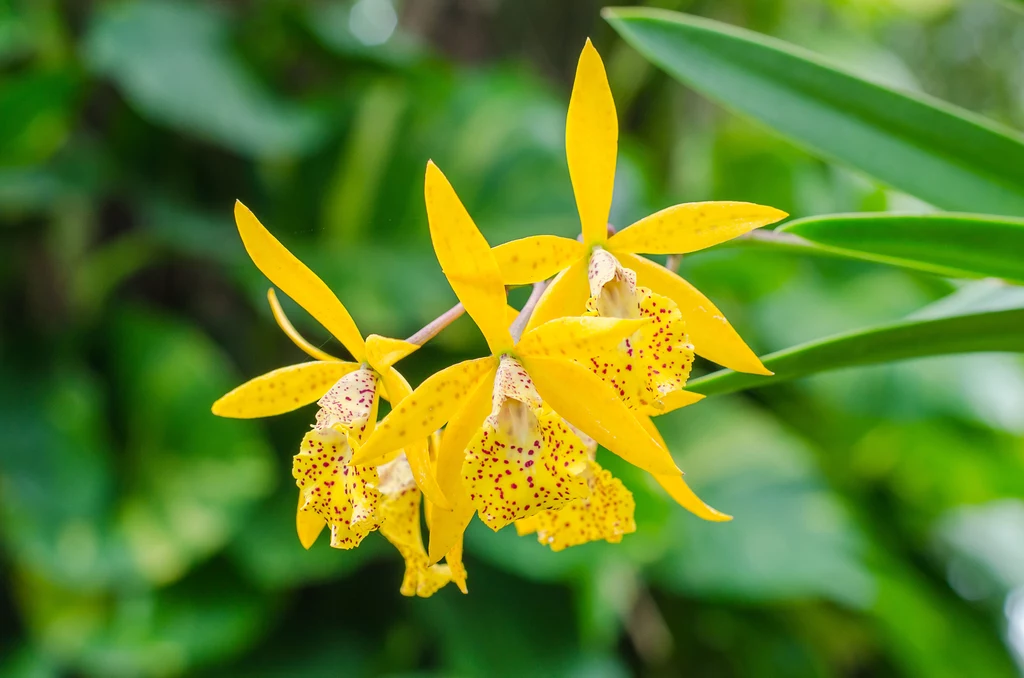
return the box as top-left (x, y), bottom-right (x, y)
top-left (2, 0), bottom-right (1024, 676)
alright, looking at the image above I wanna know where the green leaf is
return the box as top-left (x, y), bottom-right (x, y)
top-left (603, 8), bottom-right (1024, 216)
top-left (84, 1), bottom-right (327, 157)
top-left (779, 213), bottom-right (1024, 284)
top-left (651, 398), bottom-right (872, 607)
top-left (0, 70), bottom-right (77, 165)
top-left (688, 283), bottom-right (1024, 396)
top-left (229, 486), bottom-right (386, 589)
top-left (111, 307), bottom-right (276, 585)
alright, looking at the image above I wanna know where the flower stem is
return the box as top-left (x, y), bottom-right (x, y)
top-left (406, 302), bottom-right (465, 346)
top-left (665, 254), bottom-right (682, 273)
top-left (509, 281), bottom-right (549, 343)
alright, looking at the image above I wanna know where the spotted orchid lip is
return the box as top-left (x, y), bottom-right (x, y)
top-left (515, 458), bottom-right (637, 553)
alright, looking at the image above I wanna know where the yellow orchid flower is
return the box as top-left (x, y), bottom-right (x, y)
top-left (582, 248), bottom-right (698, 413)
top-left (353, 161), bottom-right (698, 562)
top-left (378, 451), bottom-right (467, 596)
top-left (514, 428), bottom-right (636, 551)
top-left (490, 39), bottom-right (788, 375)
top-left (211, 202), bottom-right (462, 595)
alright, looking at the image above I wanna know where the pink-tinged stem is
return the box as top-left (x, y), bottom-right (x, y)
top-left (406, 302), bottom-right (465, 346)
top-left (509, 280), bottom-right (549, 343)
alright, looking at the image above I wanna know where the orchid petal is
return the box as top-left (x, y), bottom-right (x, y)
top-left (566, 39), bottom-right (617, 246)
top-left (514, 459), bottom-right (636, 551)
top-left (516, 316), bottom-right (650, 361)
top-left (583, 288), bottom-right (695, 412)
top-left (492, 235), bottom-right (586, 286)
top-left (378, 456), bottom-right (454, 597)
top-left (608, 201), bottom-right (788, 254)
top-left (234, 201), bottom-right (365, 361)
top-left (212, 361), bottom-right (360, 419)
top-left (637, 414), bottom-right (732, 522)
top-left (423, 498), bottom-right (468, 593)
top-left (353, 356), bottom-right (498, 465)
top-left (294, 426), bottom-right (381, 549)
top-left (522, 356), bottom-right (681, 476)
top-left (646, 389), bottom-right (705, 416)
top-left (424, 162), bottom-right (514, 353)
top-left (523, 257), bottom-right (591, 333)
top-left (296, 493), bottom-right (326, 549)
top-left (365, 334), bottom-right (420, 371)
top-left (436, 365), bottom-right (497, 502)
top-left (463, 407), bottom-right (589, 531)
top-left (377, 365), bottom-right (450, 510)
top-left (616, 251), bottom-right (771, 375)
top-left (426, 498), bottom-right (475, 566)
top-left (268, 288), bottom-right (338, 362)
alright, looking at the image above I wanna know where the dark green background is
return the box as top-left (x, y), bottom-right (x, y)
top-left (2, 0), bottom-right (1024, 676)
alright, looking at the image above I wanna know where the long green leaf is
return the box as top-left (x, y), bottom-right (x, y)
top-left (603, 8), bottom-right (1024, 216)
top-left (687, 284), bottom-right (1024, 396)
top-left (778, 213), bottom-right (1024, 284)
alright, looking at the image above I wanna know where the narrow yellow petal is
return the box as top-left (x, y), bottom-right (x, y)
top-left (608, 202), bottom-right (788, 254)
top-left (212, 361), bottom-right (360, 419)
top-left (522, 356), bottom-right (681, 476)
top-left (427, 498), bottom-right (475, 566)
top-left (378, 457), bottom-right (455, 597)
top-left (352, 356), bottom-right (498, 465)
top-left (365, 334), bottom-right (419, 372)
top-left (566, 39), bottom-right (617, 246)
top-left (296, 493), bottom-right (326, 549)
top-left (654, 474), bottom-right (733, 522)
top-left (268, 288), bottom-right (338, 362)
top-left (424, 162), bottom-right (514, 354)
top-left (516, 316), bottom-right (649, 361)
top-left (425, 479), bottom-right (469, 592)
top-left (637, 414), bottom-right (732, 522)
top-left (616, 251), bottom-right (771, 375)
top-left (506, 304), bottom-right (520, 326)
top-left (377, 366), bottom-right (450, 510)
top-left (436, 366), bottom-right (497, 501)
top-left (647, 389), bottom-right (705, 416)
top-left (523, 257), bottom-right (590, 333)
top-left (234, 201), bottom-right (366, 361)
top-left (492, 235), bottom-right (586, 286)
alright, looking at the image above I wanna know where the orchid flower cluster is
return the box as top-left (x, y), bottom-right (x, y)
top-left (212, 40), bottom-right (786, 597)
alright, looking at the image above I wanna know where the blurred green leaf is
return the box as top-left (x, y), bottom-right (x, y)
top-left (603, 8), bottom-right (1024, 215)
top-left (651, 398), bottom-right (872, 607)
top-left (688, 284), bottom-right (1024, 396)
top-left (417, 562), bottom-right (628, 678)
top-left (779, 212), bottom-right (1024, 284)
top-left (935, 500), bottom-right (1024, 597)
top-left (305, 3), bottom-right (422, 67)
top-left (0, 70), bottom-right (76, 165)
top-left (111, 308), bottom-right (275, 585)
top-left (0, 167), bottom-right (67, 214)
top-left (870, 569), bottom-right (1020, 678)
top-left (0, 367), bottom-right (122, 588)
top-left (83, 1), bottom-right (327, 157)
top-left (229, 487), bottom-right (386, 589)
top-left (16, 562), bottom-right (271, 677)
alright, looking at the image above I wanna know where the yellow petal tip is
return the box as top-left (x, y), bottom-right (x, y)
top-left (426, 546), bottom-right (445, 567)
top-left (348, 446), bottom-right (378, 467)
